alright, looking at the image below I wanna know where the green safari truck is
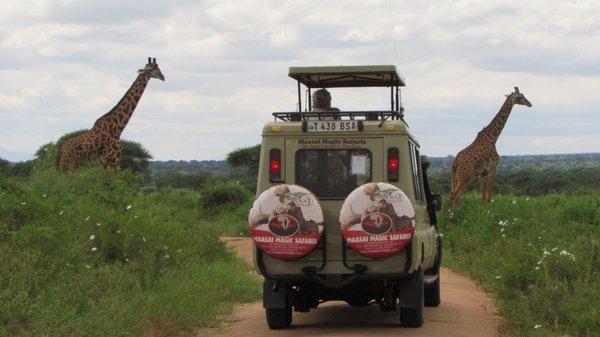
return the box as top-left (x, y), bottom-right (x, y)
top-left (248, 65), bottom-right (443, 329)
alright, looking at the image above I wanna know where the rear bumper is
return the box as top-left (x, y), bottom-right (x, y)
top-left (256, 239), bottom-right (414, 287)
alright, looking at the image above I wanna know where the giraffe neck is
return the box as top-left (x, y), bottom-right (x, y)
top-left (480, 95), bottom-right (515, 144)
top-left (94, 73), bottom-right (151, 136)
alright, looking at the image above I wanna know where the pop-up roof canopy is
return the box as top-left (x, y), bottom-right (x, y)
top-left (288, 65), bottom-right (406, 88)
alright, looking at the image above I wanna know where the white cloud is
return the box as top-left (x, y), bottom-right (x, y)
top-left (0, 0), bottom-right (599, 160)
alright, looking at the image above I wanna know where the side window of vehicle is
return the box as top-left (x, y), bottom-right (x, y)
top-left (409, 142), bottom-right (424, 202)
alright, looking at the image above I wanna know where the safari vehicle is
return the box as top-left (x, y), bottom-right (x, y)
top-left (249, 65), bottom-right (443, 329)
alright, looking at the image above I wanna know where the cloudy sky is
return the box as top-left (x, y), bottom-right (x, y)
top-left (1, 0), bottom-right (599, 161)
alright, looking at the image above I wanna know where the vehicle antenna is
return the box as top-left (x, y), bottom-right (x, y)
top-left (388, 0), bottom-right (400, 70)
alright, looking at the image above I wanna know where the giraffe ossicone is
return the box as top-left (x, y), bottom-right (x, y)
top-left (450, 87), bottom-right (532, 206)
top-left (57, 57), bottom-right (165, 171)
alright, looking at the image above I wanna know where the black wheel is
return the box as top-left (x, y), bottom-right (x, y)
top-left (400, 268), bottom-right (424, 327)
top-left (265, 306), bottom-right (292, 330)
top-left (424, 275), bottom-right (441, 307)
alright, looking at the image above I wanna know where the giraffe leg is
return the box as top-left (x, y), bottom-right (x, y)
top-left (484, 170), bottom-right (496, 203)
top-left (451, 174), bottom-right (470, 206)
top-left (479, 174), bottom-right (487, 201)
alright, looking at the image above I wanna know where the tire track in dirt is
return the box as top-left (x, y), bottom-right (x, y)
top-left (200, 237), bottom-right (503, 337)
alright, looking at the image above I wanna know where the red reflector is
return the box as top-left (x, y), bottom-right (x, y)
top-left (388, 158), bottom-right (399, 171)
top-left (388, 147), bottom-right (399, 182)
top-left (270, 160), bottom-right (280, 173)
top-left (269, 149), bottom-right (282, 182)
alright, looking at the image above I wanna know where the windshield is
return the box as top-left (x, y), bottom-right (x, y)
top-left (295, 149), bottom-right (372, 199)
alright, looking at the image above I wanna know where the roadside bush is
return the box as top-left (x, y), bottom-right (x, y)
top-left (201, 181), bottom-right (250, 212)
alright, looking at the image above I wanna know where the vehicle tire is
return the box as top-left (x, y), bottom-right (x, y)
top-left (265, 306), bottom-right (292, 330)
top-left (424, 275), bottom-right (441, 307)
top-left (399, 269), bottom-right (424, 327)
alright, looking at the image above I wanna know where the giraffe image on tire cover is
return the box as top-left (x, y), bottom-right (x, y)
top-left (340, 182), bottom-right (415, 258)
top-left (248, 184), bottom-right (324, 260)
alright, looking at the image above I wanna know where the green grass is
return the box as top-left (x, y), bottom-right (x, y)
top-left (0, 168), bottom-right (260, 337)
top-left (440, 193), bottom-right (599, 337)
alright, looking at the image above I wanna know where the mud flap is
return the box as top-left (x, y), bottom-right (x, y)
top-left (397, 268), bottom-right (424, 309)
top-left (263, 280), bottom-right (288, 309)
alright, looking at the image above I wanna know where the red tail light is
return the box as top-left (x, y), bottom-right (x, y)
top-left (269, 148), bottom-right (282, 182)
top-left (388, 147), bottom-right (399, 182)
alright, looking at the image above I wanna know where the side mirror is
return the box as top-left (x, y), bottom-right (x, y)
top-left (430, 194), bottom-right (442, 211)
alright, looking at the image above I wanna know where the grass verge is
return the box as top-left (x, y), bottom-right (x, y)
top-left (0, 168), bottom-right (260, 337)
top-left (439, 193), bottom-right (599, 337)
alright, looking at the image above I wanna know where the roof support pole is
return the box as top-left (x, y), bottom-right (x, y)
top-left (308, 88), bottom-right (312, 111)
top-left (390, 85), bottom-right (394, 111)
top-left (297, 80), bottom-right (302, 112)
top-left (390, 73), bottom-right (395, 111)
top-left (395, 85), bottom-right (399, 112)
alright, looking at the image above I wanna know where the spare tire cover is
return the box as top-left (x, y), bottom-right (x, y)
top-left (339, 182), bottom-right (415, 258)
top-left (248, 184), bottom-right (324, 260)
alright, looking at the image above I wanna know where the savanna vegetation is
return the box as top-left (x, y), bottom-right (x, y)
top-left (1, 136), bottom-right (598, 337)
top-left (440, 193), bottom-right (599, 337)
top-left (0, 148), bottom-right (260, 337)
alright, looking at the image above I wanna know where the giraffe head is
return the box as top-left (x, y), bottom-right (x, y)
top-left (138, 57), bottom-right (165, 81)
top-left (506, 87), bottom-right (532, 107)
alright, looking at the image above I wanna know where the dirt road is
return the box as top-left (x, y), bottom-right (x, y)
top-left (203, 237), bottom-right (502, 337)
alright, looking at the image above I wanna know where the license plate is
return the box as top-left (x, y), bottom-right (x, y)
top-left (306, 120), bottom-right (359, 132)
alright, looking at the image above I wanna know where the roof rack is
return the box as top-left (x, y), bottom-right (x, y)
top-left (272, 110), bottom-right (403, 122)
top-left (288, 65), bottom-right (405, 113)
top-left (289, 65), bottom-right (405, 88)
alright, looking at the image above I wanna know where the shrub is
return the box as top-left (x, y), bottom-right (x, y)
top-left (201, 181), bottom-right (250, 212)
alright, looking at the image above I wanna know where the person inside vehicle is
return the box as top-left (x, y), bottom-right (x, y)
top-left (311, 89), bottom-right (340, 120)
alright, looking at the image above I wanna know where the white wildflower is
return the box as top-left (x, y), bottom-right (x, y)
top-left (164, 254), bottom-right (170, 259)
top-left (91, 247), bottom-right (97, 252)
top-left (177, 249), bottom-right (182, 252)
top-left (84, 216), bottom-right (90, 221)
top-left (552, 247), bottom-right (557, 252)
top-left (534, 266), bottom-right (540, 271)
top-left (89, 235), bottom-right (95, 240)
top-left (537, 260), bottom-right (542, 265)
top-left (85, 264), bottom-right (91, 269)
top-left (59, 210), bottom-right (64, 215)
top-left (142, 236), bottom-right (146, 242)
top-left (66, 262), bottom-right (70, 266)
top-left (512, 200), bottom-right (517, 204)
top-left (116, 230), bottom-right (121, 234)
top-left (560, 250), bottom-right (575, 261)
top-left (96, 222), bottom-right (101, 226)
top-left (534, 324), bottom-right (541, 329)
top-left (125, 258), bottom-right (129, 262)
top-left (43, 194), bottom-right (47, 198)
top-left (538, 236), bottom-right (542, 239)
top-left (501, 234), bottom-right (506, 237)
top-left (500, 228), bottom-right (505, 232)
top-left (21, 202), bottom-right (26, 206)
top-left (495, 276), bottom-right (502, 279)
top-left (126, 205), bottom-right (132, 210)
top-left (134, 215), bottom-right (138, 218)
top-left (526, 197), bottom-right (530, 201)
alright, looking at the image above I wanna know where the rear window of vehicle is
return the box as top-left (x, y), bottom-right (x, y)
top-left (295, 149), bottom-right (372, 199)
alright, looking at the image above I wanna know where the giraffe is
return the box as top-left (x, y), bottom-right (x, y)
top-left (58, 57), bottom-right (164, 171)
top-left (450, 87), bottom-right (532, 206)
